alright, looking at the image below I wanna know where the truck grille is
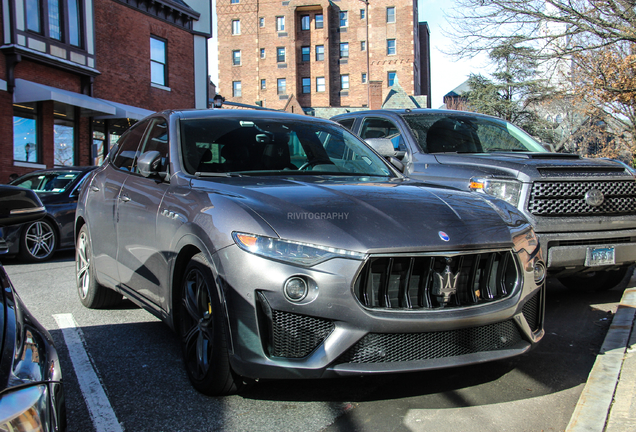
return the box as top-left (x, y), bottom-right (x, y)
top-left (338, 320), bottom-right (522, 364)
top-left (528, 180), bottom-right (636, 216)
top-left (353, 251), bottom-right (518, 310)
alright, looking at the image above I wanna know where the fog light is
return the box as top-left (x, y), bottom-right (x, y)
top-left (534, 262), bottom-right (546, 284)
top-left (284, 277), bottom-right (308, 301)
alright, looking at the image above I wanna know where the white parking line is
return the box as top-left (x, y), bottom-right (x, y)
top-left (54, 313), bottom-right (123, 432)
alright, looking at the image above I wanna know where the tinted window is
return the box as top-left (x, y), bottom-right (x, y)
top-left (180, 117), bottom-right (393, 177)
top-left (12, 171), bottom-right (80, 193)
top-left (136, 118), bottom-right (169, 174)
top-left (336, 118), bottom-right (355, 131)
top-left (359, 117), bottom-right (407, 151)
top-left (112, 120), bottom-right (150, 170)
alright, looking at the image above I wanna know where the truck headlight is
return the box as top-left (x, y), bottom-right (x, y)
top-left (470, 177), bottom-right (522, 207)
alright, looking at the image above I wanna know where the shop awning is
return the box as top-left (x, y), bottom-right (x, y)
top-left (95, 99), bottom-right (154, 120)
top-left (13, 79), bottom-right (116, 117)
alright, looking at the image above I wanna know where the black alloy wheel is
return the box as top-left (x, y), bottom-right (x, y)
top-left (179, 253), bottom-right (243, 396)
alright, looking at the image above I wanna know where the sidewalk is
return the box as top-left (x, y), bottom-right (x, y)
top-left (566, 286), bottom-right (636, 432)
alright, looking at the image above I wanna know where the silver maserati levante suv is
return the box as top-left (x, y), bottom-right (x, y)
top-left (75, 109), bottom-right (545, 395)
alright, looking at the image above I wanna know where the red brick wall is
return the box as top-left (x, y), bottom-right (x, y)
top-left (92, 0), bottom-right (195, 111)
top-left (217, 0), bottom-right (419, 111)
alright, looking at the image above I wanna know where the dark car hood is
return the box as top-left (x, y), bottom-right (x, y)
top-left (196, 176), bottom-right (517, 254)
top-left (432, 152), bottom-right (633, 180)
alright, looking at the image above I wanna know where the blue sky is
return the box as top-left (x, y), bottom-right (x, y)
top-left (207, 0), bottom-right (487, 108)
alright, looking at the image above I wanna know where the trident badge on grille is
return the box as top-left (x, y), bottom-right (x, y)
top-left (432, 261), bottom-right (461, 304)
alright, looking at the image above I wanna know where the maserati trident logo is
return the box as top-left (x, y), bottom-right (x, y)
top-left (585, 188), bottom-right (604, 207)
top-left (433, 264), bottom-right (461, 304)
top-left (438, 231), bottom-right (450, 242)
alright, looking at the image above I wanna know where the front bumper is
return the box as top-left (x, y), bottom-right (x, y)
top-left (214, 245), bottom-right (545, 380)
top-left (536, 228), bottom-right (636, 272)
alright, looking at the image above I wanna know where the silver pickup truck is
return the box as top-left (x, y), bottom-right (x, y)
top-left (332, 109), bottom-right (636, 291)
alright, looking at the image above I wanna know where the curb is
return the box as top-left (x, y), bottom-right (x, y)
top-left (566, 287), bottom-right (636, 432)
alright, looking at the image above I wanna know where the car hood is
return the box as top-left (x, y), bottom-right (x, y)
top-left (432, 152), bottom-right (634, 180)
top-left (196, 176), bottom-right (518, 254)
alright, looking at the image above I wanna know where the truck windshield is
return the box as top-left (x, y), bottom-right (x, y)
top-left (403, 114), bottom-right (548, 154)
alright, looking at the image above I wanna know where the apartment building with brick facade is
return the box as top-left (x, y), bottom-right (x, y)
top-left (216, 0), bottom-right (430, 112)
top-left (0, 0), bottom-right (213, 183)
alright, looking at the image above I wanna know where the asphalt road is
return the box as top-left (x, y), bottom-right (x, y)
top-left (1, 251), bottom-right (627, 432)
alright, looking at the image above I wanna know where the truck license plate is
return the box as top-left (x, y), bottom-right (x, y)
top-left (586, 247), bottom-right (615, 267)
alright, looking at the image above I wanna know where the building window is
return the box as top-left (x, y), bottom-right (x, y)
top-left (360, 9), bottom-right (365, 19)
top-left (13, 104), bottom-right (39, 163)
top-left (233, 81), bottom-right (242, 97)
top-left (232, 19), bottom-right (240, 35)
top-left (231, 0), bottom-right (239, 3)
top-left (260, 48), bottom-right (265, 59)
top-left (388, 71), bottom-right (397, 86)
top-left (232, 50), bottom-right (241, 65)
top-left (387, 39), bottom-right (396, 55)
top-left (301, 15), bottom-right (310, 30)
top-left (277, 47), bottom-right (285, 63)
top-left (261, 79), bottom-right (266, 89)
top-left (315, 45), bottom-right (324, 61)
top-left (276, 16), bottom-right (285, 32)
top-left (150, 36), bottom-right (167, 86)
top-left (277, 78), bottom-right (286, 95)
top-left (341, 75), bottom-right (350, 90)
top-left (53, 102), bottom-right (75, 166)
top-left (301, 46), bottom-right (310, 62)
top-left (302, 77), bottom-right (310, 94)
top-left (340, 42), bottom-right (349, 58)
top-left (387, 7), bottom-right (396, 23)
top-left (315, 14), bottom-right (323, 29)
top-left (67, 0), bottom-right (82, 47)
top-left (26, 0), bottom-right (42, 33)
top-left (316, 77), bottom-right (325, 92)
top-left (48, 0), bottom-right (62, 40)
top-left (361, 40), bottom-right (366, 51)
top-left (340, 11), bottom-right (348, 27)
top-left (259, 17), bottom-right (264, 27)
top-left (362, 73), bottom-right (367, 83)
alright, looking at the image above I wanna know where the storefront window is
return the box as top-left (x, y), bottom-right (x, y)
top-left (53, 103), bottom-right (76, 166)
top-left (14, 104), bottom-right (39, 163)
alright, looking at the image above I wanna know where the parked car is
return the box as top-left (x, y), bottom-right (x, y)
top-left (75, 109), bottom-right (545, 396)
top-left (332, 109), bottom-right (636, 291)
top-left (3, 167), bottom-right (97, 262)
top-left (0, 185), bottom-right (66, 431)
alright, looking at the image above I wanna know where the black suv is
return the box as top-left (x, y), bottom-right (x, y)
top-left (333, 109), bottom-right (636, 291)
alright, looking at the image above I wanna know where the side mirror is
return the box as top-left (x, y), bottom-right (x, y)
top-left (0, 185), bottom-right (46, 227)
top-left (137, 151), bottom-right (163, 178)
top-left (365, 138), bottom-right (395, 158)
top-left (387, 156), bottom-right (404, 173)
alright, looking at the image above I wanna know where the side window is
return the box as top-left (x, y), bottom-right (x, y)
top-left (136, 118), bottom-right (169, 174)
top-left (359, 117), bottom-right (407, 151)
top-left (112, 120), bottom-right (150, 171)
top-left (336, 118), bottom-right (355, 131)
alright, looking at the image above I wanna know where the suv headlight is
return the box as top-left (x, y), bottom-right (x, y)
top-left (233, 232), bottom-right (366, 267)
top-left (0, 385), bottom-right (49, 432)
top-left (469, 177), bottom-right (522, 207)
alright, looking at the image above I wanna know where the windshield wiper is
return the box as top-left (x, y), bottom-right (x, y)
top-left (195, 172), bottom-right (245, 177)
top-left (487, 148), bottom-right (529, 152)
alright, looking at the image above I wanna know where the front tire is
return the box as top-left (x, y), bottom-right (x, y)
top-left (76, 225), bottom-right (122, 308)
top-left (20, 219), bottom-right (57, 262)
top-left (179, 253), bottom-right (244, 396)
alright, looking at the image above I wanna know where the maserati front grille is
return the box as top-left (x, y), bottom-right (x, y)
top-left (353, 251), bottom-right (518, 310)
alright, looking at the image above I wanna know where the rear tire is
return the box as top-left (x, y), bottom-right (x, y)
top-left (558, 266), bottom-right (631, 292)
top-left (76, 225), bottom-right (122, 308)
top-left (178, 253), bottom-right (244, 396)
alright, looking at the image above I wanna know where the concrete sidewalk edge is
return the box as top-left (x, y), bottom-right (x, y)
top-left (566, 287), bottom-right (636, 432)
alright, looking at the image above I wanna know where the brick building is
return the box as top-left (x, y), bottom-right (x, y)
top-left (216, 0), bottom-right (430, 112)
top-left (0, 0), bottom-right (213, 183)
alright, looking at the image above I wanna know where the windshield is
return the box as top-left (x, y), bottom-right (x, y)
top-left (180, 117), bottom-right (394, 177)
top-left (11, 171), bottom-right (80, 193)
top-left (403, 113), bottom-right (548, 154)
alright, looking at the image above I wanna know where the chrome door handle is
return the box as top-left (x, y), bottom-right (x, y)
top-left (120, 195), bottom-right (131, 202)
top-left (90, 186), bottom-right (100, 192)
